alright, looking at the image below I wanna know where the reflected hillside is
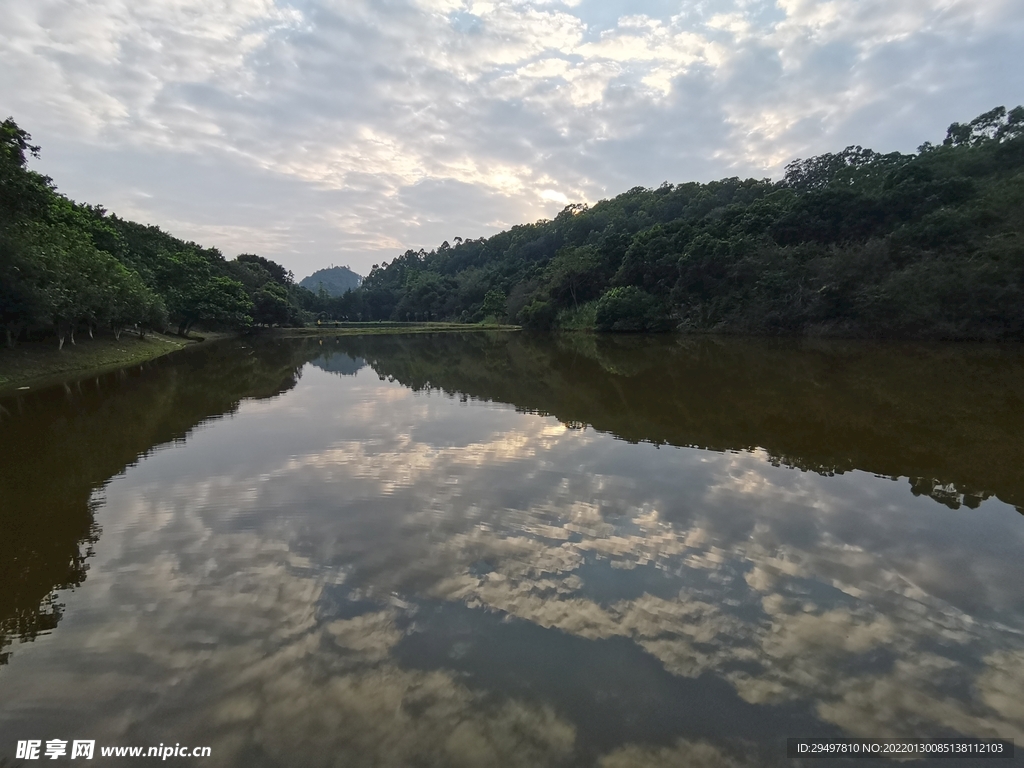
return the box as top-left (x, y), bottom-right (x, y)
top-left (334, 332), bottom-right (1024, 513)
top-left (310, 350), bottom-right (366, 377)
top-left (0, 339), bottom-right (319, 665)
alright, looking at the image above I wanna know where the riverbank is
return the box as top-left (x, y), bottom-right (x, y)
top-left (0, 324), bottom-right (519, 395)
top-left (0, 332), bottom-right (198, 395)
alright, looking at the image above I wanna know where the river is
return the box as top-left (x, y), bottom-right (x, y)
top-left (1, 332), bottom-right (1022, 766)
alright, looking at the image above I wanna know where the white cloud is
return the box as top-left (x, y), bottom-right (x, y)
top-left (0, 0), bottom-right (1020, 276)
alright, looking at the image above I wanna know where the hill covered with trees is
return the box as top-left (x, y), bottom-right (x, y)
top-left (4, 106), bottom-right (1022, 344)
top-left (0, 119), bottom-right (327, 348)
top-left (326, 106), bottom-right (1024, 339)
top-left (299, 265), bottom-right (362, 297)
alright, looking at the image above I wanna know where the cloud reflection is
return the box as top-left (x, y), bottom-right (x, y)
top-left (1, 356), bottom-right (1022, 764)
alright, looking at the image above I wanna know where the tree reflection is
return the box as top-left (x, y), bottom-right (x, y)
top-left (3, 332), bottom-right (1021, 669)
top-left (333, 332), bottom-right (1024, 513)
top-left (0, 339), bottom-right (322, 665)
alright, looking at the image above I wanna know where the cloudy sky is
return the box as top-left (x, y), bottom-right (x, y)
top-left (1, 0), bottom-right (1022, 279)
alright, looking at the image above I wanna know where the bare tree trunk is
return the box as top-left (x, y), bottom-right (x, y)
top-left (88, 323), bottom-right (94, 339)
top-left (114, 326), bottom-right (122, 341)
top-left (70, 325), bottom-right (76, 345)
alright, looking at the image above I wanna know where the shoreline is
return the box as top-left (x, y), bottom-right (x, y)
top-left (0, 323), bottom-right (521, 395)
top-left (5, 321), bottom-right (1018, 397)
top-left (0, 332), bottom-right (203, 396)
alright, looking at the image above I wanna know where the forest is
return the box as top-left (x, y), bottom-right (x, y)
top-left (2, 105), bottom-right (1023, 344)
top-left (339, 105), bottom-right (1023, 338)
top-left (0, 118), bottom-right (325, 348)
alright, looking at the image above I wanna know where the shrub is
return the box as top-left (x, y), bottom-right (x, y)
top-left (520, 299), bottom-right (557, 331)
top-left (555, 300), bottom-right (597, 331)
top-left (594, 287), bottom-right (672, 332)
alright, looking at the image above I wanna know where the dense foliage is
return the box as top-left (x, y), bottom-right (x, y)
top-left (344, 106), bottom-right (1024, 338)
top-left (0, 119), bottom-right (316, 347)
top-left (5, 106), bottom-right (1022, 342)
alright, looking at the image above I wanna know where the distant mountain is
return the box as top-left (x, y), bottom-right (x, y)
top-left (299, 266), bottom-right (362, 297)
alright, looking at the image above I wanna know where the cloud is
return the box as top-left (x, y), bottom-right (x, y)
top-left (2, 0), bottom-right (1020, 276)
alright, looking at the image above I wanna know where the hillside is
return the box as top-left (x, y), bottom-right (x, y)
top-left (300, 265), bottom-right (362, 297)
top-left (313, 106), bottom-right (1024, 340)
top-left (0, 118), bottom-right (324, 349)
top-left (5, 106), bottom-right (1023, 342)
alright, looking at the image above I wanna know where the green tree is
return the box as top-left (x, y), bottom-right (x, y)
top-left (253, 282), bottom-right (290, 327)
top-left (545, 246), bottom-right (602, 310)
top-left (595, 287), bottom-right (671, 332)
top-left (480, 288), bottom-right (507, 322)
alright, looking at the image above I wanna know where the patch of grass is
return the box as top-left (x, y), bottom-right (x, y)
top-left (0, 331), bottom-right (190, 395)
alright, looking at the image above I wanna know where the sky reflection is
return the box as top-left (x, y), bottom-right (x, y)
top-left (1, 336), bottom-right (1022, 766)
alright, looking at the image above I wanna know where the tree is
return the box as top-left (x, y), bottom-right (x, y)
top-left (164, 253), bottom-right (252, 335)
top-left (480, 289), bottom-right (507, 322)
top-left (943, 106), bottom-right (1024, 147)
top-left (546, 246), bottom-right (601, 310)
top-left (0, 117), bottom-right (52, 219)
top-left (0, 237), bottom-right (45, 347)
top-left (253, 283), bottom-right (290, 327)
top-left (783, 146), bottom-right (911, 193)
top-left (236, 253), bottom-right (290, 285)
top-left (595, 287), bottom-right (671, 332)
top-left (108, 265), bottom-right (162, 339)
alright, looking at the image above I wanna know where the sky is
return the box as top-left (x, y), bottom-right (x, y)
top-left (1, 0), bottom-right (1022, 280)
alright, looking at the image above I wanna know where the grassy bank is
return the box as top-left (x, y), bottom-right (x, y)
top-left (0, 332), bottom-right (194, 395)
top-left (0, 323), bottom-right (518, 395)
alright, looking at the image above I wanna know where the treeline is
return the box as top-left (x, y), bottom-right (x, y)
top-left (344, 106), bottom-right (1024, 338)
top-left (6, 106), bottom-right (1022, 343)
top-left (0, 119), bottom-right (326, 348)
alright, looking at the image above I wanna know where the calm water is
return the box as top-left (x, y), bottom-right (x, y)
top-left (1, 333), bottom-right (1023, 767)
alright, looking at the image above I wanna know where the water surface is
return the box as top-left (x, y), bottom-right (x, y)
top-left (1, 333), bottom-right (1023, 766)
